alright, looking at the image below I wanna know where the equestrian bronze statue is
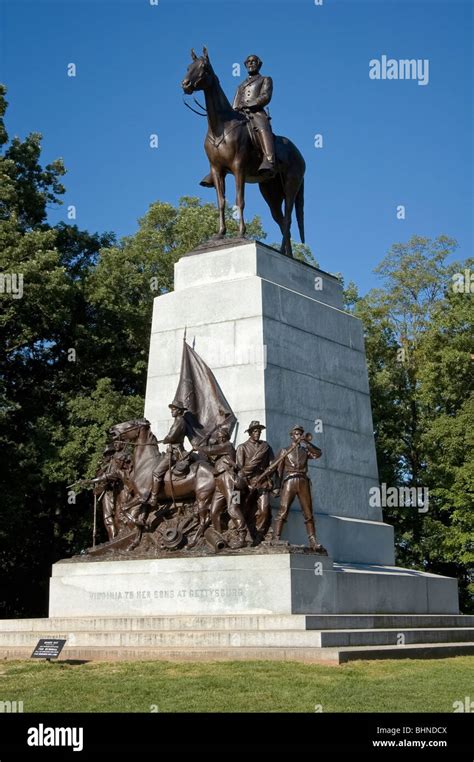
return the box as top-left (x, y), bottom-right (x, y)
top-left (182, 48), bottom-right (306, 258)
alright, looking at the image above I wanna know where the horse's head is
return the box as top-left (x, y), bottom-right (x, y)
top-left (182, 46), bottom-right (213, 94)
top-left (109, 418), bottom-right (150, 443)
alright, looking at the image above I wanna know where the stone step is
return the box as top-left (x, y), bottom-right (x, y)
top-left (0, 614), bottom-right (306, 632)
top-left (0, 627), bottom-right (473, 649)
top-left (336, 643), bottom-right (474, 663)
top-left (319, 627), bottom-right (474, 647)
top-left (0, 629), bottom-right (325, 648)
top-left (0, 642), bottom-right (473, 664)
top-left (1, 613), bottom-right (472, 633)
top-left (305, 614), bottom-right (474, 629)
top-left (0, 645), bottom-right (339, 663)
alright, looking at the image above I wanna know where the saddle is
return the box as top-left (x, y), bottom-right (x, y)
top-left (168, 456), bottom-right (204, 481)
top-left (171, 460), bottom-right (190, 479)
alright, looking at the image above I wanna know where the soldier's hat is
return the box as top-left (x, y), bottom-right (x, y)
top-left (289, 425), bottom-right (304, 435)
top-left (216, 426), bottom-right (231, 439)
top-left (244, 53), bottom-right (263, 67)
top-left (245, 420), bottom-right (266, 433)
top-left (169, 399), bottom-right (186, 410)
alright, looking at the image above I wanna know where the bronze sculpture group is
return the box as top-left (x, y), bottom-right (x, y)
top-left (86, 413), bottom-right (325, 556)
top-left (182, 48), bottom-right (306, 258)
top-left (73, 338), bottom-right (326, 556)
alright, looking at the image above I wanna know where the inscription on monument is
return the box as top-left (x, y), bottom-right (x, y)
top-left (89, 587), bottom-right (245, 601)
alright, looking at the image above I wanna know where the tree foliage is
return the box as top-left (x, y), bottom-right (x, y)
top-left (352, 237), bottom-right (473, 610)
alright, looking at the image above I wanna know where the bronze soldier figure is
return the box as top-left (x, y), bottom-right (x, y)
top-left (94, 444), bottom-right (119, 541)
top-left (95, 440), bottom-right (133, 539)
top-left (149, 400), bottom-right (190, 507)
top-left (200, 53), bottom-right (276, 188)
top-left (233, 54), bottom-right (275, 175)
top-left (198, 427), bottom-right (249, 548)
top-left (273, 425), bottom-right (327, 553)
top-left (236, 420), bottom-right (274, 542)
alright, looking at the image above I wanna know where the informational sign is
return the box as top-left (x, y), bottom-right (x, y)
top-left (31, 638), bottom-right (66, 659)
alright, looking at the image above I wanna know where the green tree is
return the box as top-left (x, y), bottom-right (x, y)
top-left (0, 86), bottom-right (114, 615)
top-left (354, 236), bottom-right (473, 610)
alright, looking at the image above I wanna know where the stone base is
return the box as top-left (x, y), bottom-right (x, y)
top-left (49, 551), bottom-right (459, 617)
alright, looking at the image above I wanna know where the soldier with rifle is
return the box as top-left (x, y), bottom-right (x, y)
top-left (236, 420), bottom-right (275, 543)
top-left (254, 425), bottom-right (327, 553)
top-left (67, 440), bottom-right (133, 541)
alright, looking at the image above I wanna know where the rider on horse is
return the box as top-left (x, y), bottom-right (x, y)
top-left (200, 53), bottom-right (276, 188)
top-left (149, 399), bottom-right (191, 507)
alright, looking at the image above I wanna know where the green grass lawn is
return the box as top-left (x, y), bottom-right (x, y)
top-left (1, 657), bottom-right (473, 713)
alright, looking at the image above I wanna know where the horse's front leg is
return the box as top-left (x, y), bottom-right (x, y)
top-left (211, 167), bottom-right (226, 237)
top-left (234, 165), bottom-right (246, 237)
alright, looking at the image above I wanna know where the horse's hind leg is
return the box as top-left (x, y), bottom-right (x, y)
top-left (282, 179), bottom-right (300, 258)
top-left (258, 179), bottom-right (285, 247)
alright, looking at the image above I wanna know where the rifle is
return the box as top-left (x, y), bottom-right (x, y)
top-left (191, 411), bottom-right (234, 449)
top-left (66, 475), bottom-right (111, 491)
top-left (250, 433), bottom-right (316, 492)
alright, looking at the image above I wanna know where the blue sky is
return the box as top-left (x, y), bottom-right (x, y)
top-left (2, 0), bottom-right (472, 293)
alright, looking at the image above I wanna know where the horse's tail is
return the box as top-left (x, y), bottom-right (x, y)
top-left (295, 178), bottom-right (305, 243)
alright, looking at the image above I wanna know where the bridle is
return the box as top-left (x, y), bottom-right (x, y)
top-left (110, 422), bottom-right (158, 448)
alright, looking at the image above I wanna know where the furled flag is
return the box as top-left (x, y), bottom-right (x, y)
top-left (171, 339), bottom-right (237, 447)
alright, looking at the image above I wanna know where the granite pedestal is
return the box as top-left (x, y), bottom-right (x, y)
top-left (49, 240), bottom-right (459, 617)
top-left (49, 552), bottom-right (459, 617)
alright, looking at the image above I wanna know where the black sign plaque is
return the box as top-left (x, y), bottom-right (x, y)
top-left (31, 638), bottom-right (67, 659)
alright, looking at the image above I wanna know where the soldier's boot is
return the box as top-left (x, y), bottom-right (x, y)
top-left (305, 518), bottom-right (328, 555)
top-left (253, 517), bottom-right (270, 545)
top-left (104, 517), bottom-right (117, 541)
top-left (148, 476), bottom-right (164, 508)
top-left (211, 515), bottom-right (222, 533)
top-left (257, 129), bottom-right (276, 177)
top-left (200, 172), bottom-right (214, 188)
top-left (272, 517), bottom-right (286, 544)
top-left (231, 527), bottom-right (247, 549)
top-left (197, 504), bottom-right (211, 532)
top-left (250, 527), bottom-right (262, 546)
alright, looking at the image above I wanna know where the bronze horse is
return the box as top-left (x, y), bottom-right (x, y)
top-left (181, 48), bottom-right (306, 258)
top-left (108, 419), bottom-right (215, 528)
